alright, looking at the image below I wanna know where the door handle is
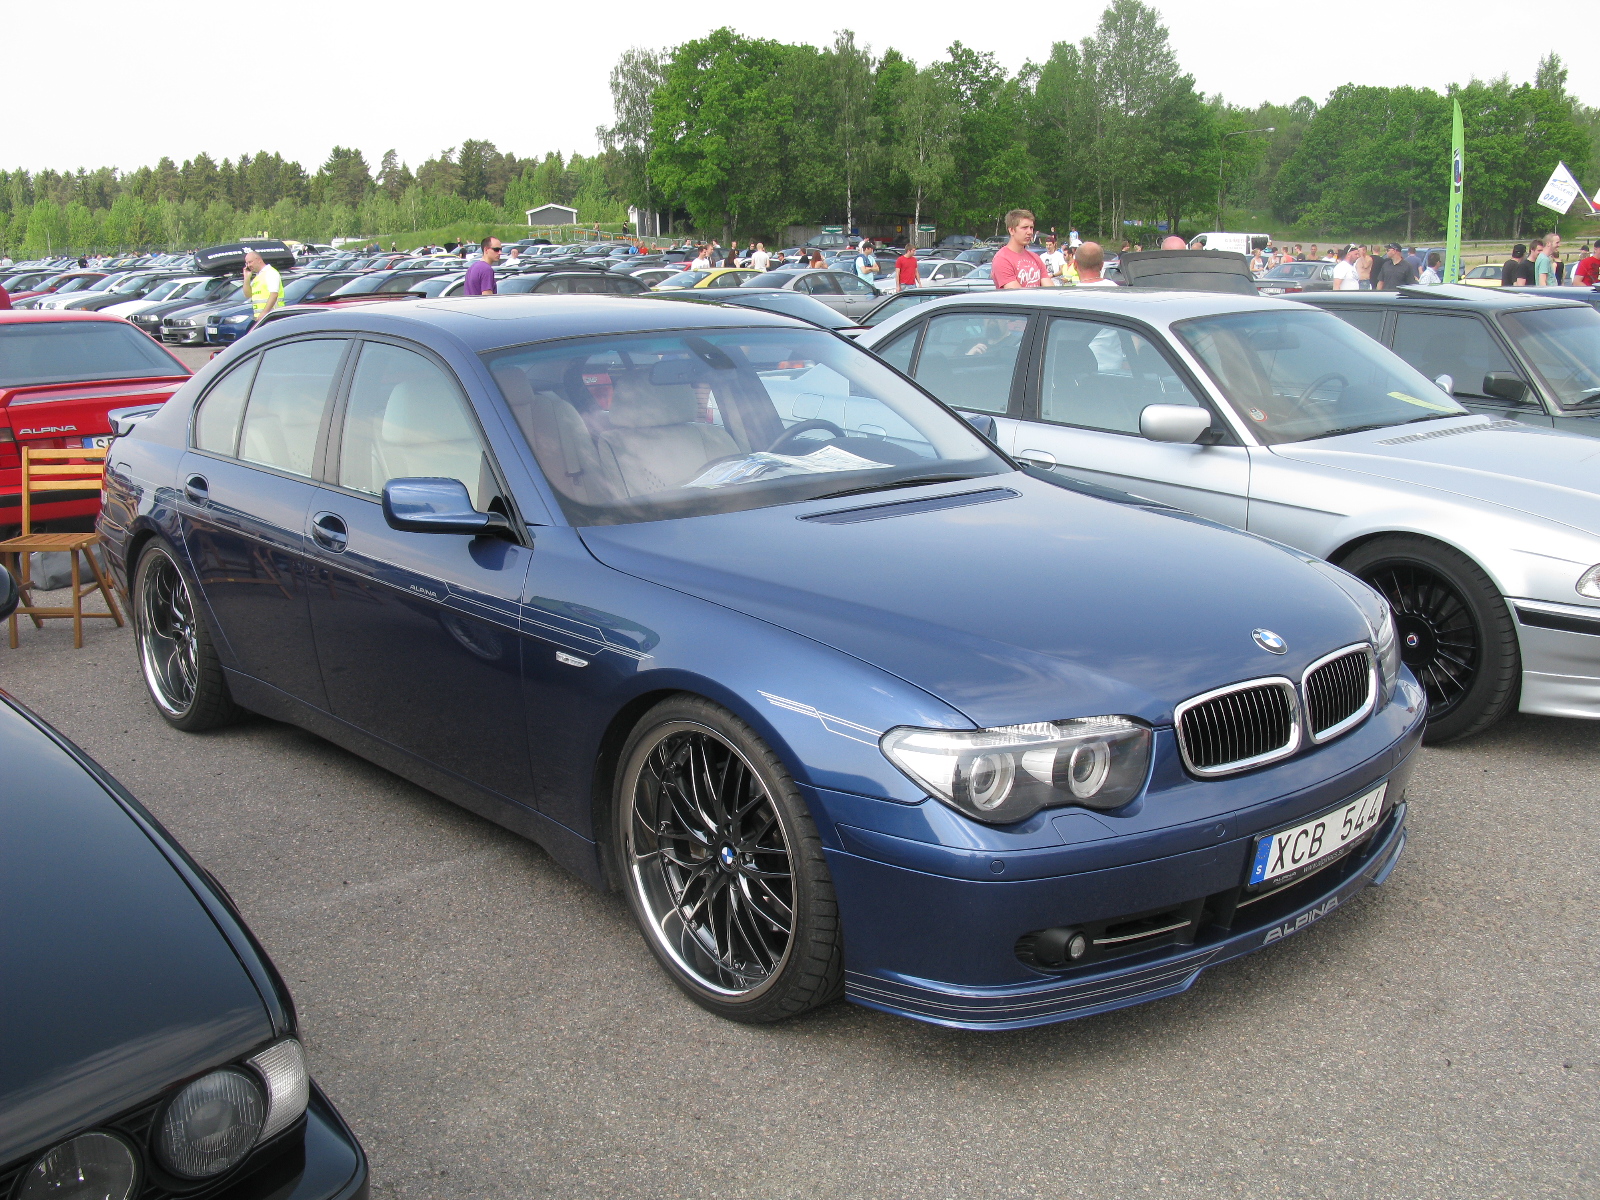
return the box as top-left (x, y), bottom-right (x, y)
top-left (1017, 449), bottom-right (1056, 468)
top-left (184, 473), bottom-right (209, 503)
top-left (311, 511), bottom-right (348, 552)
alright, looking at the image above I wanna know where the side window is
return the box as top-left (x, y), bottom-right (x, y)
top-left (705, 272), bottom-right (745, 289)
top-left (1391, 312), bottom-right (1516, 397)
top-left (536, 277), bottom-right (572, 294)
top-left (875, 324), bottom-right (921, 374)
top-left (802, 274), bottom-right (842, 295)
top-left (238, 339), bottom-right (346, 477)
top-left (607, 276), bottom-right (646, 294)
top-left (567, 275), bottom-right (610, 294)
top-left (1326, 307), bottom-right (1386, 341)
top-left (193, 355), bottom-right (259, 455)
top-left (1040, 317), bottom-right (1203, 434)
top-left (911, 311), bottom-right (1028, 414)
top-left (836, 274), bottom-right (876, 294)
top-left (305, 276), bottom-right (348, 300)
top-left (338, 341), bottom-right (498, 511)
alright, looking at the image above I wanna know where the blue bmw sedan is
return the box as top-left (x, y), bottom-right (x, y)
top-left (98, 297), bottom-right (1425, 1029)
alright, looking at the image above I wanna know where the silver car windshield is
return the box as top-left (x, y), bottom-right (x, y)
top-left (1173, 309), bottom-right (1467, 444)
top-left (1498, 306), bottom-right (1600, 408)
top-left (483, 327), bottom-right (1007, 526)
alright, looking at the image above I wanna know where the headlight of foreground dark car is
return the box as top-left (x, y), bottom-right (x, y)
top-left (95, 297), bottom-right (1427, 1031)
top-left (0, 568), bottom-right (368, 1199)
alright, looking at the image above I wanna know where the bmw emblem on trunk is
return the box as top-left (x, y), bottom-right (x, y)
top-left (1253, 628), bottom-right (1288, 654)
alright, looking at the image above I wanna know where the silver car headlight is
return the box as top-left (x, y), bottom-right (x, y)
top-left (881, 717), bottom-right (1152, 824)
top-left (1577, 563), bottom-right (1600, 599)
top-left (1373, 603), bottom-right (1401, 705)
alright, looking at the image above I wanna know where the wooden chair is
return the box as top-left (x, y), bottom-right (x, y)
top-left (0, 447), bottom-right (124, 648)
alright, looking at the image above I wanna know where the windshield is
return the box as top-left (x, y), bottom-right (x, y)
top-left (145, 279), bottom-right (191, 301)
top-left (741, 273), bottom-right (791, 288)
top-left (1263, 263), bottom-right (1314, 279)
top-left (1173, 308), bottom-right (1466, 444)
top-left (331, 273), bottom-right (393, 296)
top-left (0, 321), bottom-right (188, 387)
top-left (483, 327), bottom-right (1006, 526)
top-left (1500, 306), bottom-right (1600, 408)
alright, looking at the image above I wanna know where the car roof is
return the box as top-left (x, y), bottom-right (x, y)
top-left (882, 286), bottom-right (1295, 323)
top-left (262, 294), bottom-right (813, 352)
top-left (1298, 284), bottom-right (1591, 313)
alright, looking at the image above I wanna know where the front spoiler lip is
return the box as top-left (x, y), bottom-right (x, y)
top-left (843, 805), bottom-right (1407, 1031)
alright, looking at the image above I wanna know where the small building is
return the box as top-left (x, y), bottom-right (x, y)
top-left (525, 204), bottom-right (578, 226)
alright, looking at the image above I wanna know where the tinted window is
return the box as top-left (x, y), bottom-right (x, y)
top-left (875, 325), bottom-right (919, 374)
top-left (304, 275), bottom-right (354, 300)
top-left (607, 275), bottom-right (647, 294)
top-left (835, 273), bottom-right (876, 295)
top-left (1040, 317), bottom-right (1203, 433)
top-left (659, 271), bottom-right (708, 288)
top-left (338, 342), bottom-right (494, 508)
top-left (1391, 312), bottom-right (1516, 398)
top-left (800, 274), bottom-right (841, 295)
top-left (863, 294), bottom-right (935, 326)
top-left (193, 356), bottom-right (259, 455)
top-left (704, 272), bottom-right (746, 289)
top-left (911, 311), bottom-right (1028, 414)
top-left (238, 339), bottom-right (346, 476)
top-left (0, 320), bottom-right (186, 387)
top-left (742, 273), bottom-right (792, 288)
top-left (1323, 306), bottom-right (1386, 340)
top-left (567, 275), bottom-right (614, 294)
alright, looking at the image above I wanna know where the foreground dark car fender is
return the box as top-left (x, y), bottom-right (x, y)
top-left (0, 573), bottom-right (368, 1198)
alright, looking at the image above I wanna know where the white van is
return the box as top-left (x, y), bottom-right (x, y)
top-left (1187, 232), bottom-right (1272, 255)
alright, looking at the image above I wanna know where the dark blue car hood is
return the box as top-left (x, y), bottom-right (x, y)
top-left (0, 699), bottom-right (271, 1167)
top-left (580, 472), bottom-right (1371, 729)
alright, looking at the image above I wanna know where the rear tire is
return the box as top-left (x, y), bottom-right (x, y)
top-left (133, 539), bottom-right (241, 732)
top-left (613, 695), bottom-right (844, 1023)
top-left (1340, 535), bottom-right (1519, 743)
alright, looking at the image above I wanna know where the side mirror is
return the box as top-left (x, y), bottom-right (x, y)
top-left (1483, 371), bottom-right (1531, 403)
top-left (0, 564), bottom-right (17, 622)
top-left (382, 478), bottom-right (511, 537)
top-left (1140, 404), bottom-right (1214, 444)
top-left (963, 412), bottom-right (998, 440)
top-left (1433, 374), bottom-right (1454, 396)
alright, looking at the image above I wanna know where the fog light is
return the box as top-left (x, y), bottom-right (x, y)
top-left (1032, 926), bottom-right (1091, 967)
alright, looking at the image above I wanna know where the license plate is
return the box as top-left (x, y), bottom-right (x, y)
top-left (1249, 783), bottom-right (1387, 888)
top-left (81, 436), bottom-right (114, 449)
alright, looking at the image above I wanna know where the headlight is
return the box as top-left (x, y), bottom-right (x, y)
top-left (880, 717), bottom-right (1152, 824)
top-left (224, 313), bottom-right (251, 323)
top-left (249, 1038), bottom-right (310, 1140)
top-left (18, 1131), bottom-right (138, 1200)
top-left (1578, 564), bottom-right (1600, 599)
top-left (1373, 603), bottom-right (1401, 704)
top-left (156, 1068), bottom-right (265, 1178)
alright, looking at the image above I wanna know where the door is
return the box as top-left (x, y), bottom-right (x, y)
top-left (1013, 314), bottom-right (1250, 524)
top-left (875, 309), bottom-right (1029, 453)
top-left (178, 338), bottom-right (349, 706)
top-left (831, 271), bottom-right (882, 318)
top-left (1389, 310), bottom-right (1549, 426)
top-left (304, 338), bottom-right (536, 805)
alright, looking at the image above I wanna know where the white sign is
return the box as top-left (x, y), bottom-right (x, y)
top-left (1537, 162), bottom-right (1584, 215)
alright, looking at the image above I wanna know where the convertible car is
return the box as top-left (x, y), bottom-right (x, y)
top-left (99, 297), bottom-right (1423, 1029)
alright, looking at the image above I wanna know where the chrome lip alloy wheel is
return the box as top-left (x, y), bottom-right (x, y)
top-left (625, 723), bottom-right (796, 999)
top-left (137, 551), bottom-right (200, 717)
top-left (1367, 563), bottom-right (1479, 717)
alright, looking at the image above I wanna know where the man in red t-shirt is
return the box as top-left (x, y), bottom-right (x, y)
top-left (991, 209), bottom-right (1047, 288)
top-left (1576, 246), bottom-right (1600, 287)
top-left (895, 244), bottom-right (919, 290)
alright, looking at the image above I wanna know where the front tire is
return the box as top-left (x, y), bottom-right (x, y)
top-left (133, 539), bottom-right (241, 732)
top-left (614, 696), bottom-right (844, 1022)
top-left (1341, 535), bottom-right (1519, 743)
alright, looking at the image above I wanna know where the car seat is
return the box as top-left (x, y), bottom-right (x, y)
top-left (595, 366), bottom-right (739, 494)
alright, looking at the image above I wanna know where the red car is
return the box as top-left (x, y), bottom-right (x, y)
top-left (7, 270), bottom-right (108, 306)
top-left (1, 311), bottom-right (190, 532)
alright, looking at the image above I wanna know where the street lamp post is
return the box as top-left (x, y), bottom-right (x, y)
top-left (1217, 127), bottom-right (1275, 232)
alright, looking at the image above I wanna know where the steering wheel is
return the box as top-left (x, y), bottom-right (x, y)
top-left (1296, 372), bottom-right (1348, 406)
top-left (767, 419), bottom-right (845, 454)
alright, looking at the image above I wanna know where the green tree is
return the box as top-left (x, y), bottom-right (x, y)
top-left (891, 66), bottom-right (958, 239)
top-left (598, 47), bottom-right (668, 219)
top-left (316, 147), bottom-right (371, 207)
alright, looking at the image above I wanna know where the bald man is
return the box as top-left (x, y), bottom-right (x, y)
top-left (1161, 236), bottom-right (1187, 250)
top-left (242, 248), bottom-right (282, 330)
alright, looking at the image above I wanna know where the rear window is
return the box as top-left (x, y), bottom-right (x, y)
top-left (0, 321), bottom-right (187, 387)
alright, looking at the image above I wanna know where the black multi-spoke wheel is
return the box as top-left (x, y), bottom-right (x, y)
top-left (1342, 535), bottom-right (1519, 743)
top-left (133, 540), bottom-right (240, 732)
top-left (615, 696), bottom-right (843, 1021)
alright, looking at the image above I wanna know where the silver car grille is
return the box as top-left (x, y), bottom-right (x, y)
top-left (1303, 645), bottom-right (1376, 743)
top-left (1175, 678), bottom-right (1300, 777)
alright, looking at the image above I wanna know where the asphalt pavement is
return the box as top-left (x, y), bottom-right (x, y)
top-left (3, 608), bottom-right (1595, 1198)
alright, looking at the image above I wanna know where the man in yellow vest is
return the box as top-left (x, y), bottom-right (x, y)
top-left (242, 248), bottom-right (282, 330)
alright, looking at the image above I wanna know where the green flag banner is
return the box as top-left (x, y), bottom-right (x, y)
top-left (1444, 100), bottom-right (1464, 284)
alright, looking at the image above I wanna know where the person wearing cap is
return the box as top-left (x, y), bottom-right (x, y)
top-left (242, 248), bottom-right (282, 329)
top-left (1372, 243), bottom-right (1418, 290)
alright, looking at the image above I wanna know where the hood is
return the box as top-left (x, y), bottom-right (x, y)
top-left (579, 473), bottom-right (1371, 728)
top-left (1271, 416), bottom-right (1600, 537)
top-left (0, 700), bottom-right (271, 1166)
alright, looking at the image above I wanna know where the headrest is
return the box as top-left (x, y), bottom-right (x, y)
top-left (1050, 341), bottom-right (1099, 377)
top-left (382, 379), bottom-right (461, 445)
top-left (606, 371), bottom-right (698, 428)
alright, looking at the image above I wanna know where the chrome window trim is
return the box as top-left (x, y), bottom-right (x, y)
top-left (1173, 675), bottom-right (1301, 778)
top-left (1302, 642), bottom-right (1378, 744)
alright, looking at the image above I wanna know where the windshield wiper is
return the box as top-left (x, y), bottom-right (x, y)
top-left (1312, 413), bottom-right (1461, 440)
top-left (810, 473), bottom-right (982, 501)
top-left (1560, 388), bottom-right (1600, 408)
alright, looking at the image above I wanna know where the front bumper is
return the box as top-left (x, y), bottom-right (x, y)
top-left (1513, 598), bottom-right (1600, 718)
top-left (160, 324), bottom-right (208, 345)
top-left (208, 322), bottom-right (251, 344)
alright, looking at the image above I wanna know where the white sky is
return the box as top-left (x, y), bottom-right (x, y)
top-left (9, 0), bottom-right (1587, 175)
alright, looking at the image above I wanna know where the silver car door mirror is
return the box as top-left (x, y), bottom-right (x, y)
top-left (1140, 404), bottom-right (1214, 444)
top-left (1433, 374), bottom-right (1453, 396)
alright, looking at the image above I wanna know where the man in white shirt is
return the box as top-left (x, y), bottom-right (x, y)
top-left (749, 243), bottom-right (770, 271)
top-left (1041, 236), bottom-right (1067, 280)
top-left (1332, 244), bottom-right (1361, 290)
top-left (1073, 242), bottom-right (1118, 286)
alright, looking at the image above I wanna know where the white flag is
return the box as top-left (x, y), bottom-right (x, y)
top-left (1537, 162), bottom-right (1584, 215)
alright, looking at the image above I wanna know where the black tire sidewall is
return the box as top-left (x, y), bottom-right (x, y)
top-left (132, 538), bottom-right (239, 732)
top-left (613, 695), bottom-right (843, 1023)
top-left (1342, 536), bottom-right (1519, 743)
